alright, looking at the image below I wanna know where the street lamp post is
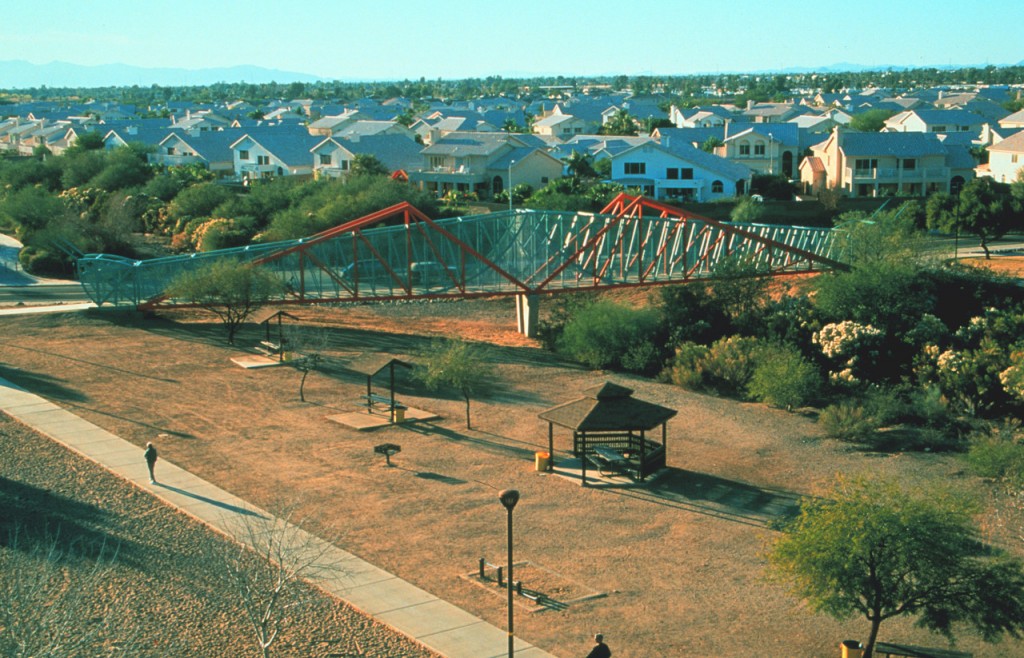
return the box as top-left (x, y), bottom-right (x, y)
top-left (499, 489), bottom-right (520, 658)
top-left (768, 132), bottom-right (774, 175)
top-left (508, 159), bottom-right (515, 215)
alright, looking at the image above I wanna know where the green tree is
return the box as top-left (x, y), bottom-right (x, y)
top-left (564, 151), bottom-right (598, 179)
top-left (746, 344), bottom-right (821, 410)
top-left (955, 177), bottom-right (1017, 259)
top-left (349, 154), bottom-right (390, 178)
top-left (599, 108), bottom-right (639, 136)
top-left (768, 477), bottom-right (1024, 658)
top-left (165, 260), bottom-right (285, 344)
top-left (415, 339), bottom-right (494, 429)
top-left (848, 109), bottom-right (897, 132)
top-left (701, 136), bottom-right (723, 153)
top-left (729, 197), bottom-right (765, 223)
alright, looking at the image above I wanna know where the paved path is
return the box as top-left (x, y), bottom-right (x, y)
top-left (0, 375), bottom-right (557, 658)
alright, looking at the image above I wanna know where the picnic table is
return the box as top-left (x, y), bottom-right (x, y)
top-left (588, 446), bottom-right (632, 478)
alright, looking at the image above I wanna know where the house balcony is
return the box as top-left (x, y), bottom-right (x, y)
top-left (846, 166), bottom-right (949, 182)
top-left (152, 154), bottom-right (202, 167)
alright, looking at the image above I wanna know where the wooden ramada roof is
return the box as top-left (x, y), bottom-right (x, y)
top-left (538, 382), bottom-right (677, 432)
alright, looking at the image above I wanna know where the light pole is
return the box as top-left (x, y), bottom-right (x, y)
top-left (499, 489), bottom-right (520, 658)
top-left (508, 159), bottom-right (515, 215)
top-left (768, 132), bottom-right (774, 175)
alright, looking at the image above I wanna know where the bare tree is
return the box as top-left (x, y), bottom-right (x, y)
top-left (215, 509), bottom-right (342, 658)
top-left (0, 527), bottom-right (139, 657)
top-left (284, 326), bottom-right (331, 403)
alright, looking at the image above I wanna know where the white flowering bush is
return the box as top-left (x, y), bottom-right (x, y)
top-left (813, 320), bottom-right (884, 384)
top-left (1000, 352), bottom-right (1024, 402)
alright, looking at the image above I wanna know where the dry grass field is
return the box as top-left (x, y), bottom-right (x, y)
top-left (2, 259), bottom-right (1024, 657)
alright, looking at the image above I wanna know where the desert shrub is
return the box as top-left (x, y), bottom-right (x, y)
top-left (556, 300), bottom-right (661, 372)
top-left (747, 345), bottom-right (822, 409)
top-left (620, 340), bottom-right (662, 376)
top-left (819, 400), bottom-right (878, 443)
top-left (663, 341), bottom-right (711, 390)
top-left (657, 284), bottom-right (731, 346)
top-left (701, 335), bottom-right (765, 396)
top-left (167, 182), bottom-right (234, 223)
top-left (966, 422), bottom-right (1024, 483)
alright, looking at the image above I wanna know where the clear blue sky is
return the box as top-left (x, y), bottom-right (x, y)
top-left (2, 0), bottom-right (1023, 81)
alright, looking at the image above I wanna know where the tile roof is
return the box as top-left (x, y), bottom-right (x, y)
top-left (840, 131), bottom-right (948, 157)
top-left (231, 126), bottom-right (321, 166)
top-left (421, 131), bottom-right (510, 156)
top-left (332, 134), bottom-right (424, 172)
top-left (988, 129), bottom-right (1024, 153)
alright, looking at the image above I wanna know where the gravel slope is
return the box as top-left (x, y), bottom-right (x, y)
top-left (0, 414), bottom-right (438, 658)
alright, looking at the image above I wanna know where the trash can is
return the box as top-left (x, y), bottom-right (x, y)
top-left (535, 451), bottom-right (550, 472)
top-left (840, 640), bottom-right (863, 658)
top-left (393, 407), bottom-right (405, 423)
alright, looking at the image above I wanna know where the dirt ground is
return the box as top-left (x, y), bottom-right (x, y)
top-left (2, 265), bottom-right (1024, 657)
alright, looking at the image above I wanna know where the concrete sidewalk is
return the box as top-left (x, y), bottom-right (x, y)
top-left (0, 375), bottom-right (557, 658)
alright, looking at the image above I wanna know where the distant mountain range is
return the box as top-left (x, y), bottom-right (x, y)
top-left (0, 60), bottom-right (325, 89)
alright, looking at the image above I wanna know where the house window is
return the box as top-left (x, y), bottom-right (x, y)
top-left (541, 177), bottom-right (549, 184)
top-left (754, 143), bottom-right (766, 156)
top-left (624, 162), bottom-right (646, 175)
top-left (319, 154), bottom-right (331, 166)
top-left (711, 180), bottom-right (724, 193)
top-left (666, 168), bottom-right (679, 179)
top-left (900, 158), bottom-right (916, 171)
top-left (257, 155), bottom-right (270, 165)
top-left (1012, 154), bottom-right (1019, 164)
top-left (239, 149), bottom-right (250, 160)
top-left (166, 147), bottom-right (175, 155)
top-left (429, 156), bottom-right (445, 169)
top-left (854, 158), bottom-right (878, 171)
top-left (931, 125), bottom-right (946, 132)
top-left (739, 143), bottom-right (750, 156)
top-left (681, 168), bottom-right (694, 180)
top-left (341, 160), bottom-right (349, 171)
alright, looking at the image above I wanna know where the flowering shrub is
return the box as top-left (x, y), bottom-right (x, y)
top-left (813, 320), bottom-right (883, 384)
top-left (1000, 351), bottom-right (1024, 402)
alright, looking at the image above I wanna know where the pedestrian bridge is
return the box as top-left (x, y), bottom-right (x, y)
top-left (76, 193), bottom-right (847, 335)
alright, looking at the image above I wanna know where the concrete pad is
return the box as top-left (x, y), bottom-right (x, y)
top-left (327, 405), bottom-right (439, 431)
top-left (231, 354), bottom-right (285, 369)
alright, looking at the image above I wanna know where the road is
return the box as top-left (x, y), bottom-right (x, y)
top-left (0, 283), bottom-right (91, 306)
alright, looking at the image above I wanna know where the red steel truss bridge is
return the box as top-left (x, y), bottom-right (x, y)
top-left (77, 193), bottom-right (847, 335)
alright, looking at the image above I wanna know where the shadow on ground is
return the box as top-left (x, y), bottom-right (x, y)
top-left (612, 468), bottom-right (803, 528)
top-left (0, 476), bottom-right (139, 565)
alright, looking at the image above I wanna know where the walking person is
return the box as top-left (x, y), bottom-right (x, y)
top-left (586, 633), bottom-right (611, 658)
top-left (144, 442), bottom-right (158, 483)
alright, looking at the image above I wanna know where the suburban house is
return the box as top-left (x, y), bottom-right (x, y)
top-left (985, 130), bottom-right (1024, 183)
top-left (800, 128), bottom-right (974, 197)
top-left (999, 109), bottom-right (1024, 130)
top-left (532, 111), bottom-right (589, 138)
top-left (608, 140), bottom-right (752, 201)
top-left (882, 109), bottom-right (986, 135)
top-left (150, 130), bottom-right (240, 176)
top-left (715, 123), bottom-right (800, 178)
top-left (310, 134), bottom-right (423, 179)
top-left (740, 101), bottom-right (805, 123)
top-left (307, 110), bottom-right (362, 136)
top-left (332, 120), bottom-right (418, 141)
top-left (669, 105), bottom-right (734, 128)
top-left (230, 128), bottom-right (321, 182)
top-left (409, 132), bottom-right (563, 199)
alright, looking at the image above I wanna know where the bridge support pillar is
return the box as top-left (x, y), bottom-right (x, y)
top-left (515, 293), bottom-right (539, 337)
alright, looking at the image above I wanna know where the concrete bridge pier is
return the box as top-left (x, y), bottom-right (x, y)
top-left (515, 293), bottom-right (539, 337)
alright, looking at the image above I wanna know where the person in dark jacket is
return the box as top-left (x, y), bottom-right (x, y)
top-left (144, 442), bottom-right (158, 483)
top-left (586, 633), bottom-right (611, 658)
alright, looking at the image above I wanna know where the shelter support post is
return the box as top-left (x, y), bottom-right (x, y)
top-left (515, 293), bottom-right (539, 337)
top-left (547, 423), bottom-right (554, 473)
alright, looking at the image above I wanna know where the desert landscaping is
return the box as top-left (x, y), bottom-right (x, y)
top-left (2, 275), bottom-right (1024, 656)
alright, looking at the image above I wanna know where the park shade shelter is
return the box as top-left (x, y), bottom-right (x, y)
top-left (347, 353), bottom-right (413, 420)
top-left (250, 307), bottom-right (299, 361)
top-left (538, 382), bottom-right (676, 484)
